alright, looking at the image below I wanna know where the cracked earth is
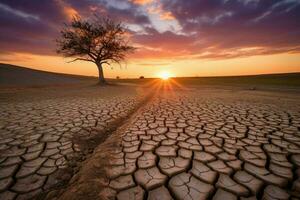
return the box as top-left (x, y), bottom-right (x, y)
top-left (0, 85), bottom-right (145, 200)
top-left (1, 83), bottom-right (300, 200)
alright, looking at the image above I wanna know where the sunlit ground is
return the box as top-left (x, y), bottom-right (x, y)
top-left (139, 71), bottom-right (187, 96)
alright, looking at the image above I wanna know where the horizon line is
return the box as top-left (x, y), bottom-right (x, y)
top-left (1, 62), bottom-right (300, 79)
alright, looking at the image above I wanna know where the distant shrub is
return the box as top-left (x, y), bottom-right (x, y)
top-left (139, 76), bottom-right (144, 79)
top-left (116, 76), bottom-right (120, 79)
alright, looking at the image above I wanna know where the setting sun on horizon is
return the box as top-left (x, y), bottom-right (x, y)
top-left (1, 1), bottom-right (300, 199)
top-left (158, 71), bottom-right (172, 80)
top-left (2, 52), bottom-right (300, 79)
top-left (0, 0), bottom-right (299, 78)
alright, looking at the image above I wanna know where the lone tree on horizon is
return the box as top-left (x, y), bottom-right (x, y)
top-left (56, 16), bottom-right (135, 84)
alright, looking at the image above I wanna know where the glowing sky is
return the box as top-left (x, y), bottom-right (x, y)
top-left (1, 0), bottom-right (300, 78)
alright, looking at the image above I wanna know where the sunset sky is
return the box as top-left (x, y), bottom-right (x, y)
top-left (1, 0), bottom-right (300, 78)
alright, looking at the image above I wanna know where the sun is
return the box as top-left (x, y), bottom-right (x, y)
top-left (158, 71), bottom-right (171, 80)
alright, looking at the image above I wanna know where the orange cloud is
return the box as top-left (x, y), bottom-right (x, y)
top-left (147, 6), bottom-right (160, 14)
top-left (147, 5), bottom-right (175, 20)
top-left (130, 0), bottom-right (153, 5)
top-left (64, 6), bottom-right (79, 20)
top-left (160, 11), bottom-right (175, 20)
top-left (55, 0), bottom-right (79, 20)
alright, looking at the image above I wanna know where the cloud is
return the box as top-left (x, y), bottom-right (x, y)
top-left (130, 0), bottom-right (153, 5)
top-left (0, 3), bottom-right (39, 20)
top-left (153, 0), bottom-right (300, 58)
top-left (138, 62), bottom-right (170, 66)
top-left (0, 0), bottom-right (299, 61)
top-left (0, 0), bottom-right (151, 56)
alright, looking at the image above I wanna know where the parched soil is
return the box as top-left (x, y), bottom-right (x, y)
top-left (0, 84), bottom-right (148, 200)
top-left (55, 86), bottom-right (300, 200)
top-left (1, 82), bottom-right (300, 200)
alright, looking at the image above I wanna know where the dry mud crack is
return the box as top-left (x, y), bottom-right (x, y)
top-left (54, 88), bottom-right (300, 200)
top-left (1, 86), bottom-right (300, 200)
top-left (0, 86), bottom-right (148, 200)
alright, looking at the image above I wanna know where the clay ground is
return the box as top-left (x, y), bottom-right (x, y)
top-left (54, 83), bottom-right (300, 200)
top-left (1, 64), bottom-right (300, 200)
top-left (0, 83), bottom-right (147, 200)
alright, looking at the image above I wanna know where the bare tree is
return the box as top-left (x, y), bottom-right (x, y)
top-left (56, 16), bottom-right (135, 84)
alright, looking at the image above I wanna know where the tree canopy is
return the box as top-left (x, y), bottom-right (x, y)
top-left (56, 16), bottom-right (135, 83)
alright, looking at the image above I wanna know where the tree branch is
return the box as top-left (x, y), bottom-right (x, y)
top-left (56, 15), bottom-right (136, 74)
top-left (67, 58), bottom-right (95, 63)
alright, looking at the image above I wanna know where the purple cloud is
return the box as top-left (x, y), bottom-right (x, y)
top-left (0, 0), bottom-right (299, 59)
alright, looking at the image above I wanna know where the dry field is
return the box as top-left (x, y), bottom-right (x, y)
top-left (1, 64), bottom-right (300, 200)
top-left (0, 83), bottom-right (146, 200)
top-left (56, 85), bottom-right (300, 200)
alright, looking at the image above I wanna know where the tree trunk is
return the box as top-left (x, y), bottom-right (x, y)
top-left (96, 63), bottom-right (106, 84)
